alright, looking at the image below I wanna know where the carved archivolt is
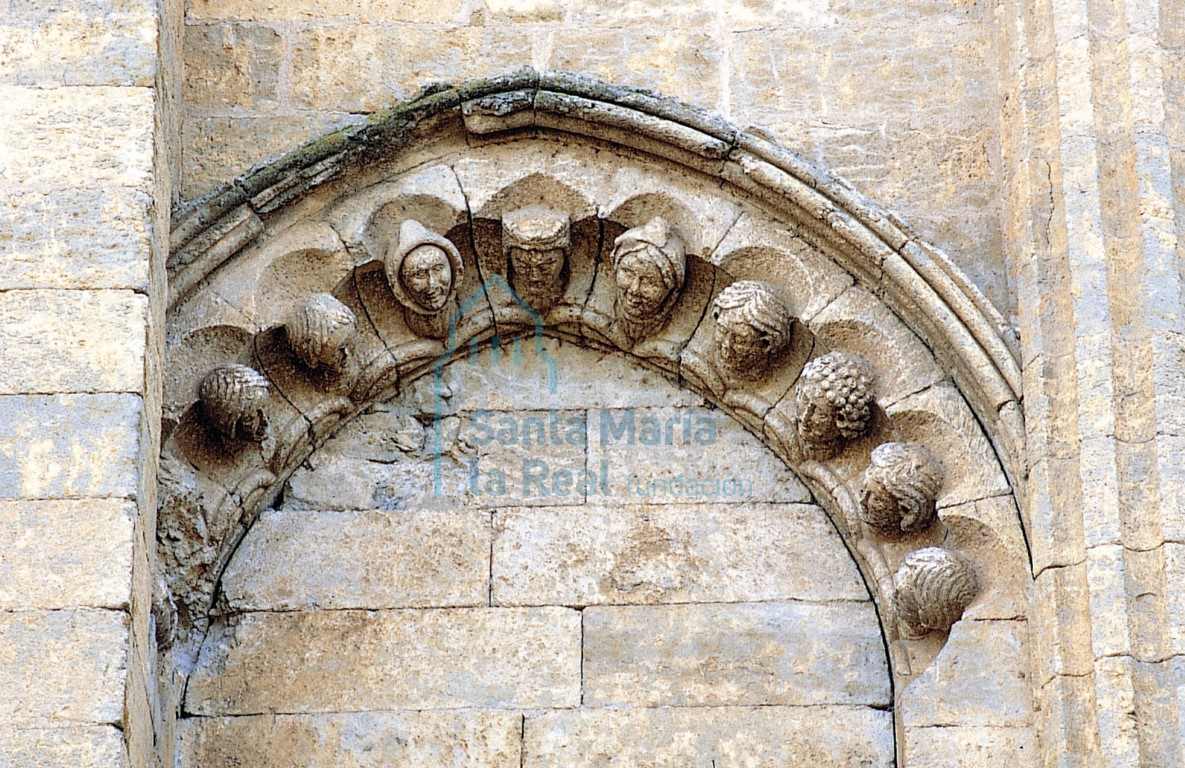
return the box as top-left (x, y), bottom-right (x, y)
top-left (161, 71), bottom-right (1029, 765)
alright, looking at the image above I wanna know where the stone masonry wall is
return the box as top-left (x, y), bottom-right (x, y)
top-left (177, 340), bottom-right (895, 767)
top-left (179, 0), bottom-right (1015, 321)
top-left (0, 0), bottom-right (179, 765)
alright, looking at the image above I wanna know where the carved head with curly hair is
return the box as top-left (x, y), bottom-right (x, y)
top-left (860, 441), bottom-right (944, 535)
top-left (793, 351), bottom-right (875, 456)
top-left (711, 280), bottom-right (794, 380)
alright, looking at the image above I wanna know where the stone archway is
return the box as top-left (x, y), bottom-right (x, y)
top-left (157, 71), bottom-right (1035, 766)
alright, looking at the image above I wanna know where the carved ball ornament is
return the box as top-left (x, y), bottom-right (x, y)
top-left (610, 216), bottom-right (687, 339)
top-left (710, 280), bottom-right (794, 381)
top-left (197, 364), bottom-right (272, 442)
top-left (286, 293), bottom-right (357, 372)
top-left (860, 441), bottom-right (945, 535)
top-left (794, 351), bottom-right (876, 457)
top-left (893, 547), bottom-right (979, 637)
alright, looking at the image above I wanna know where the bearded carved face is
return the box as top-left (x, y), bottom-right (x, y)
top-left (509, 246), bottom-right (566, 308)
top-left (615, 251), bottom-right (672, 322)
top-left (400, 244), bottom-right (453, 313)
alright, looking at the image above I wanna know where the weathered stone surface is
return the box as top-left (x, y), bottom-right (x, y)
top-left (0, 86), bottom-right (154, 189)
top-left (441, 338), bottom-right (704, 411)
top-left (222, 508), bottom-right (490, 611)
top-left (177, 711), bottom-right (520, 768)
top-left (0, 609), bottom-right (128, 723)
top-left (492, 502), bottom-right (867, 605)
top-left (0, 290), bottom-right (146, 395)
top-left (289, 25), bottom-right (526, 112)
top-left (901, 619), bottom-right (1032, 727)
top-left (730, 22), bottom-right (995, 129)
top-left (0, 724), bottom-right (126, 768)
top-left (182, 23), bottom-right (281, 109)
top-left (0, 186), bottom-right (152, 291)
top-left (583, 601), bottom-right (890, 707)
top-left (570, 0), bottom-right (717, 27)
top-left (550, 29), bottom-right (723, 112)
top-left (0, 394), bottom-right (142, 500)
top-left (0, 499), bottom-right (134, 610)
top-left (904, 725), bottom-right (1038, 767)
top-left (181, 114), bottom-right (363, 200)
top-left (587, 405), bottom-right (811, 504)
top-left (524, 705), bottom-right (894, 767)
top-left (186, 0), bottom-right (466, 22)
top-left (186, 608), bottom-right (581, 714)
top-left (0, 0), bottom-right (157, 87)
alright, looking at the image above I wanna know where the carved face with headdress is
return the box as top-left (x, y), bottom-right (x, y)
top-left (384, 220), bottom-right (463, 315)
top-left (503, 206), bottom-right (570, 313)
top-left (711, 280), bottom-right (794, 381)
top-left (610, 216), bottom-right (686, 335)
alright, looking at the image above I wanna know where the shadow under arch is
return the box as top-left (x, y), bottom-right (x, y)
top-left (161, 69), bottom-right (1033, 768)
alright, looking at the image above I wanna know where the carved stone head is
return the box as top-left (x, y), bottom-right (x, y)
top-left (893, 547), bottom-right (979, 637)
top-left (710, 280), bottom-right (793, 381)
top-left (610, 216), bottom-right (686, 339)
top-left (198, 364), bottom-right (271, 443)
top-left (503, 205), bottom-right (570, 313)
top-left (385, 220), bottom-right (463, 316)
top-left (860, 442), bottom-right (944, 535)
top-left (286, 293), bottom-right (357, 372)
top-left (794, 351), bottom-right (875, 457)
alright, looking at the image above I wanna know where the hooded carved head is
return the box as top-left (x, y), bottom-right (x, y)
top-left (710, 280), bottom-right (793, 381)
top-left (198, 364), bottom-right (271, 442)
top-left (384, 220), bottom-right (463, 316)
top-left (610, 216), bottom-right (686, 335)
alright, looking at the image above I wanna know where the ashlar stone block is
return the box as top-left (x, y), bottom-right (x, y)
top-left (0, 86), bottom-right (154, 189)
top-left (221, 507), bottom-right (490, 611)
top-left (177, 711), bottom-right (521, 768)
top-left (587, 405), bottom-right (811, 505)
top-left (492, 502), bottom-right (868, 606)
top-left (0, 609), bottom-right (128, 724)
top-left (0, 724), bottom-right (126, 768)
top-left (0, 186), bottom-right (152, 291)
top-left (182, 23), bottom-right (282, 110)
top-left (583, 601), bottom-right (890, 708)
top-left (900, 619), bottom-right (1032, 727)
top-left (904, 725), bottom-right (1038, 768)
top-left (185, 607), bottom-right (582, 714)
top-left (524, 705), bottom-right (894, 767)
top-left (0, 290), bottom-right (147, 395)
top-left (0, 499), bottom-right (134, 610)
top-left (0, 394), bottom-right (143, 500)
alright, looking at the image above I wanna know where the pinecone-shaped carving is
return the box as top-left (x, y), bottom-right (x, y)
top-left (860, 441), bottom-right (944, 535)
top-left (893, 547), bottom-right (979, 637)
top-left (198, 364), bottom-right (271, 442)
top-left (287, 293), bottom-right (356, 371)
top-left (794, 351), bottom-right (876, 457)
